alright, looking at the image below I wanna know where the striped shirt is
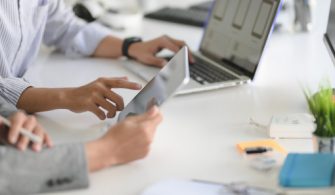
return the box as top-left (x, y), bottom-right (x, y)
top-left (0, 0), bottom-right (111, 106)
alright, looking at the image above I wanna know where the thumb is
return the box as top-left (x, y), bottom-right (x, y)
top-left (132, 106), bottom-right (160, 122)
top-left (144, 56), bottom-right (167, 68)
top-left (146, 106), bottom-right (159, 117)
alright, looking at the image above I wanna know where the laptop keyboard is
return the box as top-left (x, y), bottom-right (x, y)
top-left (190, 60), bottom-right (237, 84)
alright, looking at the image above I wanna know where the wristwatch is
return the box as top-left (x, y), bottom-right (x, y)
top-left (122, 37), bottom-right (143, 59)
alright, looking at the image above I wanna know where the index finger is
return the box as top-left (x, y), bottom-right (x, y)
top-left (105, 78), bottom-right (142, 90)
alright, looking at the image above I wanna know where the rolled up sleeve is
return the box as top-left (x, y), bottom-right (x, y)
top-left (0, 77), bottom-right (31, 106)
top-left (43, 0), bottom-right (111, 58)
top-left (0, 96), bottom-right (17, 117)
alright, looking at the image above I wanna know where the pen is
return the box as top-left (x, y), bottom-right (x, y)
top-left (0, 115), bottom-right (42, 144)
top-left (245, 147), bottom-right (272, 154)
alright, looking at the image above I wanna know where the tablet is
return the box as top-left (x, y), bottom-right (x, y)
top-left (118, 46), bottom-right (190, 121)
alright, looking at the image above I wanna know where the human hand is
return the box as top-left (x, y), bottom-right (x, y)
top-left (0, 111), bottom-right (52, 152)
top-left (86, 106), bottom-right (163, 171)
top-left (64, 77), bottom-right (142, 120)
top-left (128, 35), bottom-right (194, 68)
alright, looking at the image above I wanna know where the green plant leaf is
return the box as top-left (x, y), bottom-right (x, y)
top-left (304, 83), bottom-right (335, 137)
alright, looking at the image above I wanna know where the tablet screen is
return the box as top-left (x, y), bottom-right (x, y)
top-left (118, 47), bottom-right (189, 121)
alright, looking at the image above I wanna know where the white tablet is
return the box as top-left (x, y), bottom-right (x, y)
top-left (118, 47), bottom-right (190, 121)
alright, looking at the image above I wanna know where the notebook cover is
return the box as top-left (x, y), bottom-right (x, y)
top-left (279, 153), bottom-right (335, 187)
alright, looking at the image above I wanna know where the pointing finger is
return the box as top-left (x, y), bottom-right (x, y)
top-left (104, 79), bottom-right (142, 90)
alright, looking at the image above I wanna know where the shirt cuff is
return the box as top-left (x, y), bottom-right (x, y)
top-left (65, 22), bottom-right (111, 58)
top-left (0, 77), bottom-right (32, 106)
top-left (0, 96), bottom-right (17, 118)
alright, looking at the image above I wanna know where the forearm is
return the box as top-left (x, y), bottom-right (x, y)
top-left (92, 35), bottom-right (123, 59)
top-left (0, 77), bottom-right (32, 107)
top-left (16, 87), bottom-right (71, 113)
top-left (0, 144), bottom-right (89, 195)
top-left (85, 139), bottom-right (114, 172)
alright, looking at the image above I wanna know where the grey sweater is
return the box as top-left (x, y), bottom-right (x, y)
top-left (0, 97), bottom-right (89, 195)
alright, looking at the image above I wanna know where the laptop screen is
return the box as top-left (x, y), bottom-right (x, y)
top-left (324, 0), bottom-right (335, 65)
top-left (200, 0), bottom-right (281, 78)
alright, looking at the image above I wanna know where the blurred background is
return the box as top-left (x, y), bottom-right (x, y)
top-left (63, 0), bottom-right (319, 34)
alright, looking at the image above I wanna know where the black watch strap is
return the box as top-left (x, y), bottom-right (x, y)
top-left (122, 37), bottom-right (142, 59)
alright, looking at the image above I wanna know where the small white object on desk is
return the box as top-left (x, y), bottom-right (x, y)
top-left (268, 113), bottom-right (315, 139)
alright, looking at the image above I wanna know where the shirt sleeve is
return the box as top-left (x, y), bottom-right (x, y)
top-left (0, 77), bottom-right (31, 106)
top-left (0, 95), bottom-right (17, 118)
top-left (0, 143), bottom-right (89, 195)
top-left (43, 0), bottom-right (111, 58)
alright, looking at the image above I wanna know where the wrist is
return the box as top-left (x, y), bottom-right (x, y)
top-left (17, 87), bottom-right (74, 112)
top-left (85, 137), bottom-right (115, 172)
top-left (128, 42), bottom-right (142, 59)
top-left (122, 37), bottom-right (142, 59)
top-left (93, 36), bottom-right (123, 58)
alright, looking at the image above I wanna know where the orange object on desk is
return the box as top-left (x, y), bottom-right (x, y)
top-left (236, 139), bottom-right (287, 154)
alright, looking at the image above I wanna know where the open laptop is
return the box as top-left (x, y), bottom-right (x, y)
top-left (118, 47), bottom-right (189, 121)
top-left (124, 0), bottom-right (282, 94)
top-left (323, 0), bottom-right (335, 95)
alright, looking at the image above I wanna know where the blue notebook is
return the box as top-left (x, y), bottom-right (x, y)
top-left (279, 153), bottom-right (335, 187)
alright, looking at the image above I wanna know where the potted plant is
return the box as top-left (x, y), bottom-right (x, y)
top-left (305, 85), bottom-right (335, 153)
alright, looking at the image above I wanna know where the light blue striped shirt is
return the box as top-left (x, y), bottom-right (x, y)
top-left (0, 0), bottom-right (111, 106)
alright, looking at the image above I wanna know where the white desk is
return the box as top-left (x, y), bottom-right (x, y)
top-left (26, 0), bottom-right (335, 194)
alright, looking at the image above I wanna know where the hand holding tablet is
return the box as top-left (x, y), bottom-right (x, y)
top-left (118, 47), bottom-right (190, 121)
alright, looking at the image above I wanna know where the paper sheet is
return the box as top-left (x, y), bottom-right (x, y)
top-left (141, 179), bottom-right (280, 195)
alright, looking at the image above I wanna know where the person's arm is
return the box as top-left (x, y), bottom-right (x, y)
top-left (17, 77), bottom-right (141, 120)
top-left (43, 0), bottom-right (193, 67)
top-left (43, 0), bottom-right (112, 58)
top-left (85, 106), bottom-right (163, 171)
top-left (0, 143), bottom-right (89, 195)
top-left (93, 35), bottom-right (194, 67)
top-left (0, 107), bottom-right (162, 195)
top-left (0, 77), bottom-right (32, 108)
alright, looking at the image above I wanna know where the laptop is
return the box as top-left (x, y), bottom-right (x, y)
top-left (189, 1), bottom-right (213, 11)
top-left (124, 0), bottom-right (282, 94)
top-left (144, 7), bottom-right (208, 27)
top-left (118, 47), bottom-right (189, 121)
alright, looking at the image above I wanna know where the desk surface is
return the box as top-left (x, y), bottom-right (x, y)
top-left (27, 0), bottom-right (335, 194)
